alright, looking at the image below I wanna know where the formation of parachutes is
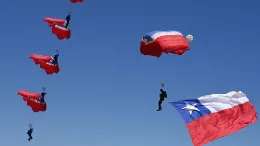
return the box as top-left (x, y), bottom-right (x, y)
top-left (15, 0), bottom-right (197, 143)
top-left (18, 14), bottom-right (194, 114)
top-left (17, 1), bottom-right (82, 113)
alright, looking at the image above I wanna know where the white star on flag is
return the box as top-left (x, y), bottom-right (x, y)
top-left (182, 101), bottom-right (200, 115)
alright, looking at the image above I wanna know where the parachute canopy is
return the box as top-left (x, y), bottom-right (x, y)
top-left (44, 17), bottom-right (65, 26)
top-left (18, 90), bottom-right (46, 112)
top-left (30, 54), bottom-right (60, 75)
top-left (140, 30), bottom-right (192, 57)
top-left (30, 54), bottom-right (52, 64)
top-left (71, 0), bottom-right (83, 3)
top-left (44, 17), bottom-right (71, 40)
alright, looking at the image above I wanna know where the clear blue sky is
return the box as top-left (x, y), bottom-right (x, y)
top-left (0, 0), bottom-right (259, 145)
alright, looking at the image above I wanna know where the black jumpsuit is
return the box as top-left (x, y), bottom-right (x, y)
top-left (39, 92), bottom-right (46, 104)
top-left (51, 53), bottom-right (59, 65)
top-left (157, 90), bottom-right (167, 111)
top-left (64, 14), bottom-right (71, 28)
top-left (27, 128), bottom-right (33, 141)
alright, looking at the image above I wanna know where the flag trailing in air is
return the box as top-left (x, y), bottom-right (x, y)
top-left (169, 91), bottom-right (257, 146)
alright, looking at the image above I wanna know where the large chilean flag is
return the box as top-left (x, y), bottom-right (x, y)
top-left (170, 91), bottom-right (257, 146)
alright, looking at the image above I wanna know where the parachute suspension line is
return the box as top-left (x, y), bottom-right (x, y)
top-left (42, 72), bottom-right (48, 91)
top-left (156, 57), bottom-right (163, 88)
top-left (29, 124), bottom-right (33, 129)
top-left (68, 0), bottom-right (72, 13)
top-left (28, 111), bottom-right (36, 128)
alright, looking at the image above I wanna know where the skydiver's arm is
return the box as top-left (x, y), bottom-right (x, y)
top-left (42, 87), bottom-right (46, 93)
top-left (56, 49), bottom-right (59, 55)
top-left (161, 81), bottom-right (164, 87)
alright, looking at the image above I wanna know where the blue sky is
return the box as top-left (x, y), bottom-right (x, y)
top-left (0, 0), bottom-right (259, 145)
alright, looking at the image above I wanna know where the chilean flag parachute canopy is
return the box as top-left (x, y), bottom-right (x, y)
top-left (18, 90), bottom-right (47, 112)
top-left (44, 17), bottom-right (71, 40)
top-left (30, 54), bottom-right (60, 75)
top-left (71, 0), bottom-right (83, 3)
top-left (140, 30), bottom-right (193, 57)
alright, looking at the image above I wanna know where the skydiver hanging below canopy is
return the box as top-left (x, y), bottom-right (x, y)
top-left (157, 82), bottom-right (167, 111)
top-left (38, 87), bottom-right (47, 104)
top-left (64, 11), bottom-right (71, 28)
top-left (27, 124), bottom-right (33, 142)
top-left (51, 49), bottom-right (59, 65)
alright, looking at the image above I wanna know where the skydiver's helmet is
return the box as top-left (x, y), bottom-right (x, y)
top-left (186, 34), bottom-right (193, 43)
top-left (160, 89), bottom-right (163, 92)
top-left (29, 124), bottom-right (33, 129)
top-left (161, 82), bottom-right (164, 87)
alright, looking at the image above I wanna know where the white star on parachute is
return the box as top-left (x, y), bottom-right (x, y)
top-left (182, 101), bottom-right (200, 115)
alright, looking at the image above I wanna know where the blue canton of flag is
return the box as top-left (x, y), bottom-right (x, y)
top-left (141, 31), bottom-right (161, 43)
top-left (142, 35), bottom-right (153, 43)
top-left (169, 99), bottom-right (212, 123)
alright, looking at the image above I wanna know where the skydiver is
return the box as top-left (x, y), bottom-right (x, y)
top-left (157, 88), bottom-right (167, 111)
top-left (64, 11), bottom-right (71, 28)
top-left (27, 124), bottom-right (33, 142)
top-left (38, 87), bottom-right (46, 104)
top-left (51, 49), bottom-right (59, 65)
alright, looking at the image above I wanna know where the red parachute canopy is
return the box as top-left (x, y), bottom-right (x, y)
top-left (40, 62), bottom-right (59, 74)
top-left (52, 25), bottom-right (71, 40)
top-left (71, 0), bottom-right (83, 3)
top-left (140, 31), bottom-right (191, 57)
top-left (44, 17), bottom-right (71, 40)
top-left (29, 54), bottom-right (52, 64)
top-left (44, 17), bottom-right (66, 26)
top-left (29, 54), bottom-right (60, 75)
top-left (17, 90), bottom-right (47, 112)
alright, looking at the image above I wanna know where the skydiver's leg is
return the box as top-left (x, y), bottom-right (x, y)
top-left (28, 134), bottom-right (32, 141)
top-left (40, 100), bottom-right (44, 104)
top-left (38, 98), bottom-right (44, 104)
top-left (157, 100), bottom-right (163, 111)
top-left (64, 21), bottom-right (68, 28)
top-left (65, 21), bottom-right (69, 28)
top-left (51, 55), bottom-right (58, 65)
top-left (54, 58), bottom-right (58, 65)
top-left (51, 59), bottom-right (56, 65)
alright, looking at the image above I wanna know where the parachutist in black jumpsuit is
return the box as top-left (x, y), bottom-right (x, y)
top-left (64, 12), bottom-right (71, 28)
top-left (39, 88), bottom-right (46, 104)
top-left (157, 89), bottom-right (167, 111)
top-left (51, 50), bottom-right (59, 65)
top-left (27, 128), bottom-right (33, 141)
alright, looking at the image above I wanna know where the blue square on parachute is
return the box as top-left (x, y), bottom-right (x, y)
top-left (169, 99), bottom-right (212, 123)
top-left (142, 35), bottom-right (153, 43)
